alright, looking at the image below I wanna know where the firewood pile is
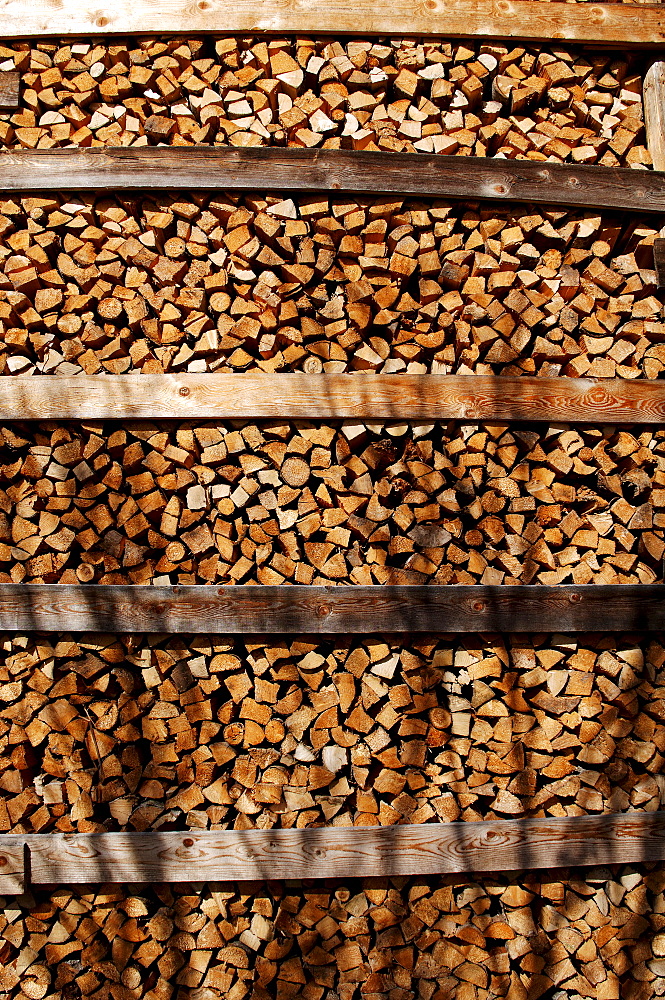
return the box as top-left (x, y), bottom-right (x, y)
top-left (0, 629), bottom-right (663, 835)
top-left (0, 38), bottom-right (650, 167)
top-left (0, 864), bottom-right (663, 1000)
top-left (0, 193), bottom-right (663, 381)
top-left (0, 18), bottom-right (664, 1000)
top-left (2, 418), bottom-right (665, 587)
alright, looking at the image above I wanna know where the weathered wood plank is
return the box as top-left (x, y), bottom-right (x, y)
top-left (0, 0), bottom-right (664, 46)
top-left (0, 838), bottom-right (26, 895)
top-left (0, 72), bottom-right (19, 111)
top-left (17, 812), bottom-right (665, 889)
top-left (0, 148), bottom-right (664, 213)
top-left (644, 61), bottom-right (665, 172)
top-left (5, 374), bottom-right (665, 424)
top-left (1, 584), bottom-right (664, 634)
top-left (4, 374), bottom-right (665, 423)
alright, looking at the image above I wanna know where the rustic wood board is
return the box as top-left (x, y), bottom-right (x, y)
top-left (0, 148), bottom-right (664, 213)
top-left (0, 0), bottom-right (664, 45)
top-left (0, 72), bottom-right (19, 111)
top-left (5, 374), bottom-right (665, 423)
top-left (1, 584), bottom-right (664, 634)
top-left (17, 812), bottom-right (665, 888)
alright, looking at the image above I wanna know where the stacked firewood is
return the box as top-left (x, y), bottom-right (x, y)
top-left (0, 37), bottom-right (649, 166)
top-left (2, 418), bottom-right (664, 587)
top-left (0, 628), bottom-right (662, 834)
top-left (0, 864), bottom-right (663, 1000)
top-left (0, 193), bottom-right (662, 380)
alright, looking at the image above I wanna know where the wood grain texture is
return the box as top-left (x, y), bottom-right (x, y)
top-left (5, 374), bottom-right (665, 424)
top-left (0, 838), bottom-right (26, 895)
top-left (16, 812), bottom-right (665, 888)
top-left (0, 72), bottom-right (19, 111)
top-left (644, 61), bottom-right (665, 172)
top-left (0, 148), bottom-right (664, 213)
top-left (0, 0), bottom-right (663, 45)
top-left (1, 584), bottom-right (665, 634)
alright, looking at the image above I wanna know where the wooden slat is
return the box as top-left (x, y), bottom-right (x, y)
top-left (0, 838), bottom-right (25, 895)
top-left (1, 0), bottom-right (664, 46)
top-left (644, 61), bottom-right (665, 173)
top-left (0, 148), bottom-right (664, 212)
top-left (0, 72), bottom-right (19, 111)
top-left (0, 811), bottom-right (660, 893)
top-left (10, 812), bottom-right (665, 890)
top-left (4, 374), bottom-right (665, 424)
top-left (1, 584), bottom-right (664, 634)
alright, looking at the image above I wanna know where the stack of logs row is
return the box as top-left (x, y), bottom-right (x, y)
top-left (1, 629), bottom-right (665, 998)
top-left (0, 193), bottom-right (662, 381)
top-left (0, 38), bottom-right (651, 166)
top-left (0, 18), bottom-right (665, 1000)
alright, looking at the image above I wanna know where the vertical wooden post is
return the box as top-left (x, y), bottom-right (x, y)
top-left (644, 60), bottom-right (665, 172)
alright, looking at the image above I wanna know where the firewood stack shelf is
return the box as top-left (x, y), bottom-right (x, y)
top-left (1, 3), bottom-right (665, 998)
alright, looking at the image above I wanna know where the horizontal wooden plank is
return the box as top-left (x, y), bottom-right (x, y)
top-left (5, 374), bottom-right (665, 424)
top-left (1, 0), bottom-right (664, 46)
top-left (10, 812), bottom-right (665, 890)
top-left (0, 72), bottom-right (19, 111)
top-left (1, 584), bottom-right (664, 634)
top-left (0, 148), bottom-right (664, 213)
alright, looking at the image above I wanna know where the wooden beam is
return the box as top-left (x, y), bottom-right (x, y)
top-left (644, 61), bottom-right (665, 173)
top-left (1, 148), bottom-right (664, 213)
top-left (0, 0), bottom-right (664, 46)
top-left (0, 812), bottom-right (656, 893)
top-left (4, 374), bottom-right (665, 424)
top-left (1, 584), bottom-right (664, 634)
top-left (0, 72), bottom-right (19, 111)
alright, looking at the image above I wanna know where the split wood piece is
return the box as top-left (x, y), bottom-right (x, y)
top-left (1, 0), bottom-right (665, 46)
top-left (4, 374), bottom-right (665, 424)
top-left (1, 584), bottom-right (665, 633)
top-left (0, 72), bottom-right (19, 111)
top-left (654, 237), bottom-right (665, 287)
top-left (644, 61), bottom-right (665, 173)
top-left (0, 811), bottom-right (662, 893)
top-left (0, 148), bottom-right (664, 213)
